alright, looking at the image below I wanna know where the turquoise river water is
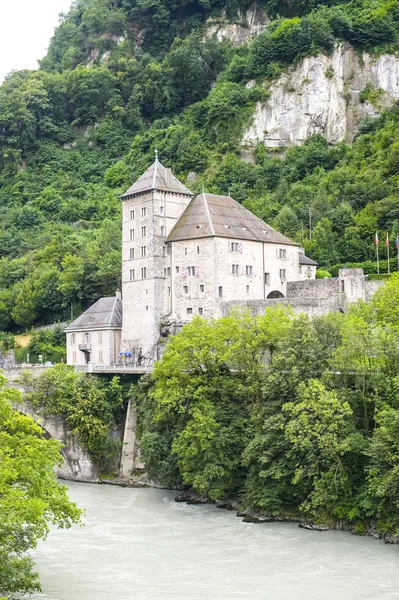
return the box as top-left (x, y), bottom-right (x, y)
top-left (30, 481), bottom-right (399, 600)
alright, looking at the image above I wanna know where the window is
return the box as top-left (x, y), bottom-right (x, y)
top-left (130, 269), bottom-right (135, 281)
top-left (167, 246), bottom-right (171, 255)
top-left (246, 265), bottom-right (253, 276)
top-left (130, 209), bottom-right (135, 220)
top-left (161, 225), bottom-right (165, 236)
top-left (88, 316), bottom-right (95, 323)
top-left (200, 284), bottom-right (204, 292)
top-left (146, 305), bottom-right (148, 310)
top-left (71, 334), bottom-right (75, 344)
top-left (72, 351), bottom-right (76, 362)
top-left (163, 246), bottom-right (166, 257)
top-left (185, 247), bottom-right (187, 255)
top-left (279, 269), bottom-right (286, 280)
top-left (99, 350), bottom-right (103, 363)
top-left (146, 289), bottom-right (148, 294)
top-left (232, 264), bottom-right (239, 275)
top-left (164, 268), bottom-right (167, 277)
top-left (340, 280), bottom-right (345, 292)
top-left (176, 266), bottom-right (180, 274)
top-left (160, 206), bottom-right (164, 214)
top-left (187, 266), bottom-right (198, 276)
top-left (167, 267), bottom-right (171, 276)
top-left (246, 285), bottom-right (250, 295)
top-left (218, 286), bottom-right (223, 298)
top-left (187, 308), bottom-right (193, 315)
top-left (141, 246), bottom-right (146, 258)
top-left (279, 248), bottom-right (287, 259)
top-left (183, 285), bottom-right (188, 294)
top-left (98, 333), bottom-right (102, 344)
top-left (229, 242), bottom-right (242, 253)
top-left (85, 333), bottom-right (90, 343)
top-left (168, 287), bottom-right (171, 295)
top-left (198, 307), bottom-right (203, 315)
top-left (130, 229), bottom-right (134, 240)
top-left (265, 272), bottom-right (270, 285)
top-left (142, 226), bottom-right (147, 237)
top-left (141, 267), bottom-right (147, 279)
top-left (130, 248), bottom-right (135, 260)
top-left (141, 207), bottom-right (147, 217)
top-left (197, 246), bottom-right (200, 254)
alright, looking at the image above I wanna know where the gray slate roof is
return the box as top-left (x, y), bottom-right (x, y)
top-left (65, 297), bottom-right (122, 332)
top-left (121, 159), bottom-right (194, 198)
top-left (299, 254), bottom-right (318, 266)
top-left (167, 193), bottom-right (297, 245)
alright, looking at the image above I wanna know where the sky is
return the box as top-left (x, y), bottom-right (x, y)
top-left (0, 0), bottom-right (73, 82)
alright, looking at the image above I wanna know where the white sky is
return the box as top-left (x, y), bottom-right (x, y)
top-left (0, 0), bottom-right (74, 82)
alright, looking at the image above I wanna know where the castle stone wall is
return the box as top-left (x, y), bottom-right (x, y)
top-left (287, 278), bottom-right (339, 300)
top-left (220, 293), bottom-right (346, 319)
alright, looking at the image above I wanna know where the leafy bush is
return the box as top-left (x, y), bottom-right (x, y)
top-left (249, 13), bottom-right (335, 77)
top-left (14, 328), bottom-right (66, 365)
top-left (316, 269), bottom-right (332, 278)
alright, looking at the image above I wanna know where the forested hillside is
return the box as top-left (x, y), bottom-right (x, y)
top-left (1, 0), bottom-right (399, 330)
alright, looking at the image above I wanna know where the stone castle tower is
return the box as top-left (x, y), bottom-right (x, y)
top-left (120, 155), bottom-right (193, 362)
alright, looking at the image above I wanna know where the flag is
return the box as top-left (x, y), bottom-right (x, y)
top-left (374, 231), bottom-right (379, 245)
top-left (396, 234), bottom-right (399, 249)
top-left (386, 232), bottom-right (390, 247)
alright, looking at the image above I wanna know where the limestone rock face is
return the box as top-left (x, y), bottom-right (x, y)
top-left (243, 43), bottom-right (399, 147)
top-left (204, 3), bottom-right (269, 45)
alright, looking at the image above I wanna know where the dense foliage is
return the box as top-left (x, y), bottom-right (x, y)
top-left (137, 275), bottom-right (399, 536)
top-left (20, 365), bottom-right (127, 468)
top-left (1, 0), bottom-right (399, 332)
top-left (13, 328), bottom-right (67, 364)
top-left (0, 372), bottom-right (81, 598)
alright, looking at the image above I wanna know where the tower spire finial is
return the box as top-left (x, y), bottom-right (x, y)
top-left (155, 148), bottom-right (158, 161)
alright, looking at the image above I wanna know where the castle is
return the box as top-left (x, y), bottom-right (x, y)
top-left (65, 158), bottom-right (380, 369)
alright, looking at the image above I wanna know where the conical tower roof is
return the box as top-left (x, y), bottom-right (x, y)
top-left (121, 158), bottom-right (193, 199)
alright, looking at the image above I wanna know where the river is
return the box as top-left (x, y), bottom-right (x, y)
top-left (31, 482), bottom-right (399, 600)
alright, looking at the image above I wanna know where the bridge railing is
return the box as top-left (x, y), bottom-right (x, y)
top-left (74, 363), bottom-right (153, 374)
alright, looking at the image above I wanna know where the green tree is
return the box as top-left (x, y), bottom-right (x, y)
top-left (11, 281), bottom-right (37, 328)
top-left (0, 373), bottom-right (81, 597)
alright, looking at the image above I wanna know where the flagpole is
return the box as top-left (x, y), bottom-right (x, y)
top-left (397, 233), bottom-right (399, 272)
top-left (376, 231), bottom-right (379, 274)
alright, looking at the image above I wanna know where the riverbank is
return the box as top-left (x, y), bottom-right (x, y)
top-left (174, 490), bottom-right (399, 545)
top-left (61, 475), bottom-right (399, 544)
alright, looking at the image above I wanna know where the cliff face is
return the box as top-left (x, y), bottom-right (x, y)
top-left (243, 43), bottom-right (399, 147)
top-left (204, 3), bottom-right (269, 45)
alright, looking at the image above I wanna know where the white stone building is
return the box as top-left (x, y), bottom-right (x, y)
top-left (65, 296), bottom-right (122, 366)
top-left (66, 158), bottom-right (318, 367)
top-left (118, 158), bottom-right (317, 364)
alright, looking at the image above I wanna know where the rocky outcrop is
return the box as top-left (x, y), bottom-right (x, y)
top-left (204, 3), bottom-right (269, 45)
top-left (15, 400), bottom-right (98, 482)
top-left (243, 43), bottom-right (399, 147)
